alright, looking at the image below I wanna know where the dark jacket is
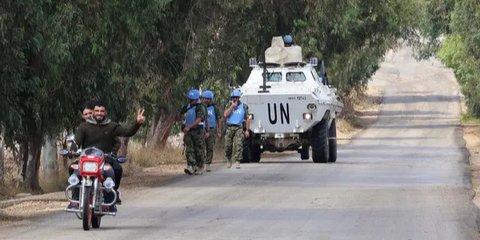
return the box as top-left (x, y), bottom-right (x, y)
top-left (75, 117), bottom-right (141, 153)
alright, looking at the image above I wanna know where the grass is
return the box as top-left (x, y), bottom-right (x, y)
top-left (124, 141), bottom-right (186, 177)
top-left (338, 87), bottom-right (383, 131)
top-left (461, 113), bottom-right (480, 125)
top-left (127, 141), bottom-right (185, 167)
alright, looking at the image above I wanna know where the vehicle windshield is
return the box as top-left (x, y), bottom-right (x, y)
top-left (81, 147), bottom-right (104, 158)
top-left (265, 72), bottom-right (282, 82)
top-left (286, 72), bottom-right (306, 82)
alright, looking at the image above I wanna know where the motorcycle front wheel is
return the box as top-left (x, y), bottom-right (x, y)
top-left (82, 187), bottom-right (92, 230)
top-left (92, 214), bottom-right (101, 228)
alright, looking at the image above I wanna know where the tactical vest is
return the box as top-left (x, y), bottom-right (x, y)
top-left (184, 104), bottom-right (197, 127)
top-left (207, 105), bottom-right (216, 129)
top-left (226, 102), bottom-right (245, 125)
top-left (198, 103), bottom-right (207, 128)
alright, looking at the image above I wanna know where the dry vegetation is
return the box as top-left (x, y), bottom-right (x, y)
top-left (337, 86), bottom-right (384, 144)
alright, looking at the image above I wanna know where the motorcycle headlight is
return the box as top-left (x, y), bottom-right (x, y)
top-left (68, 174), bottom-right (80, 186)
top-left (104, 177), bottom-right (115, 190)
top-left (82, 162), bottom-right (98, 172)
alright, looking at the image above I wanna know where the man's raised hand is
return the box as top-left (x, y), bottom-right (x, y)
top-left (137, 109), bottom-right (145, 124)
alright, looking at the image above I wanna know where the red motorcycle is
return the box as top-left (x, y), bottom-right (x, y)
top-left (61, 142), bottom-right (125, 230)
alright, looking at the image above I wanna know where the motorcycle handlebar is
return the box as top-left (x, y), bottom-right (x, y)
top-left (59, 149), bottom-right (127, 163)
top-left (59, 149), bottom-right (81, 158)
top-left (105, 153), bottom-right (127, 164)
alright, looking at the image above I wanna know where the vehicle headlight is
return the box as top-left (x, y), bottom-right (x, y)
top-left (82, 162), bottom-right (98, 172)
top-left (303, 113), bottom-right (313, 120)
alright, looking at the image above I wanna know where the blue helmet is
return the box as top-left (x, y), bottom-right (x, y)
top-left (231, 89), bottom-right (242, 97)
top-left (187, 89), bottom-right (200, 100)
top-left (202, 90), bottom-right (214, 99)
top-left (283, 34), bottom-right (293, 45)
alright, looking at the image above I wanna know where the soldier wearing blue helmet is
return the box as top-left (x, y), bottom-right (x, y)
top-left (179, 89), bottom-right (206, 175)
top-left (224, 89), bottom-right (250, 169)
top-left (283, 34), bottom-right (293, 47)
top-left (200, 90), bottom-right (222, 172)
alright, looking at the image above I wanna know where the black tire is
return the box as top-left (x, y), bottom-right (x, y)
top-left (300, 145), bottom-right (309, 160)
top-left (328, 119), bottom-right (337, 163)
top-left (311, 118), bottom-right (329, 163)
top-left (250, 144), bottom-right (261, 162)
top-left (92, 214), bottom-right (101, 229)
top-left (82, 187), bottom-right (92, 231)
top-left (241, 136), bottom-right (251, 163)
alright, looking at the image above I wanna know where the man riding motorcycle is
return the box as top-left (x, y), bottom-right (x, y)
top-left (71, 100), bottom-right (145, 212)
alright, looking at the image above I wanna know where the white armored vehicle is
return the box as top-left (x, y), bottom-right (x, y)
top-left (241, 37), bottom-right (343, 163)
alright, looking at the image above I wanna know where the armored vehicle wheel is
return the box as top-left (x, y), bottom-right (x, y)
top-left (300, 145), bottom-right (309, 160)
top-left (250, 144), bottom-right (261, 162)
top-left (328, 119), bottom-right (337, 162)
top-left (311, 118), bottom-right (329, 163)
top-left (242, 136), bottom-right (251, 163)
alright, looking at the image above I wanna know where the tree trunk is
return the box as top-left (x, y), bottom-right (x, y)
top-left (19, 138), bottom-right (43, 193)
top-left (24, 138), bottom-right (43, 193)
top-left (0, 134), bottom-right (4, 185)
top-left (18, 141), bottom-right (28, 186)
top-left (42, 135), bottom-right (58, 183)
top-left (118, 137), bottom-right (129, 156)
top-left (149, 113), bottom-right (176, 149)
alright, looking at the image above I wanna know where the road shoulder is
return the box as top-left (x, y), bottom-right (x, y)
top-left (464, 125), bottom-right (480, 207)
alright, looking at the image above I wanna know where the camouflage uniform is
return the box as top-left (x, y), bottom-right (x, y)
top-left (224, 101), bottom-right (249, 164)
top-left (181, 103), bottom-right (206, 171)
top-left (224, 125), bottom-right (244, 163)
top-left (205, 104), bottom-right (221, 165)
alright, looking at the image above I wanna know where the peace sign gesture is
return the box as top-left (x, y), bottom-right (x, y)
top-left (136, 108), bottom-right (145, 124)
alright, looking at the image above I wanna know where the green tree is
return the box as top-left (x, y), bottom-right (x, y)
top-left (436, 0), bottom-right (480, 116)
top-left (0, 0), bottom-right (172, 192)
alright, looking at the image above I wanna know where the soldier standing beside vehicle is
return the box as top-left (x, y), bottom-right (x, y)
top-left (224, 89), bottom-right (250, 169)
top-left (201, 90), bottom-right (222, 172)
top-left (180, 89), bottom-right (206, 175)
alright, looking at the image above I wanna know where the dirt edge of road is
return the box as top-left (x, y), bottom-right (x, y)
top-left (464, 125), bottom-right (480, 208)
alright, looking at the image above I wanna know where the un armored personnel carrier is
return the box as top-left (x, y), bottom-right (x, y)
top-left (241, 37), bottom-right (343, 163)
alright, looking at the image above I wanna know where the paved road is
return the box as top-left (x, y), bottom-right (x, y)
top-left (1, 48), bottom-right (479, 239)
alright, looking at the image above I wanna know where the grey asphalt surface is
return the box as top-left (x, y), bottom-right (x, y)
top-left (1, 48), bottom-right (479, 240)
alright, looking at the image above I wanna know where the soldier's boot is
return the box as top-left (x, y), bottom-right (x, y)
top-left (205, 164), bottom-right (211, 172)
top-left (227, 161), bottom-right (232, 168)
top-left (194, 167), bottom-right (203, 175)
top-left (235, 161), bottom-right (241, 169)
top-left (184, 165), bottom-right (194, 175)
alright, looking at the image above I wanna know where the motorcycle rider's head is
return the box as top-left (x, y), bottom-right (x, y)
top-left (81, 101), bottom-right (94, 121)
top-left (93, 100), bottom-right (107, 122)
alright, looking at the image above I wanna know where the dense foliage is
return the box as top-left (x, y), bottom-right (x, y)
top-left (0, 0), bottom-right (423, 192)
top-left (416, 0), bottom-right (480, 117)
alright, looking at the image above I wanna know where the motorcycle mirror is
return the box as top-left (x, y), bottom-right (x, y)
top-left (117, 156), bottom-right (127, 164)
top-left (59, 149), bottom-right (70, 156)
top-left (66, 134), bottom-right (75, 142)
